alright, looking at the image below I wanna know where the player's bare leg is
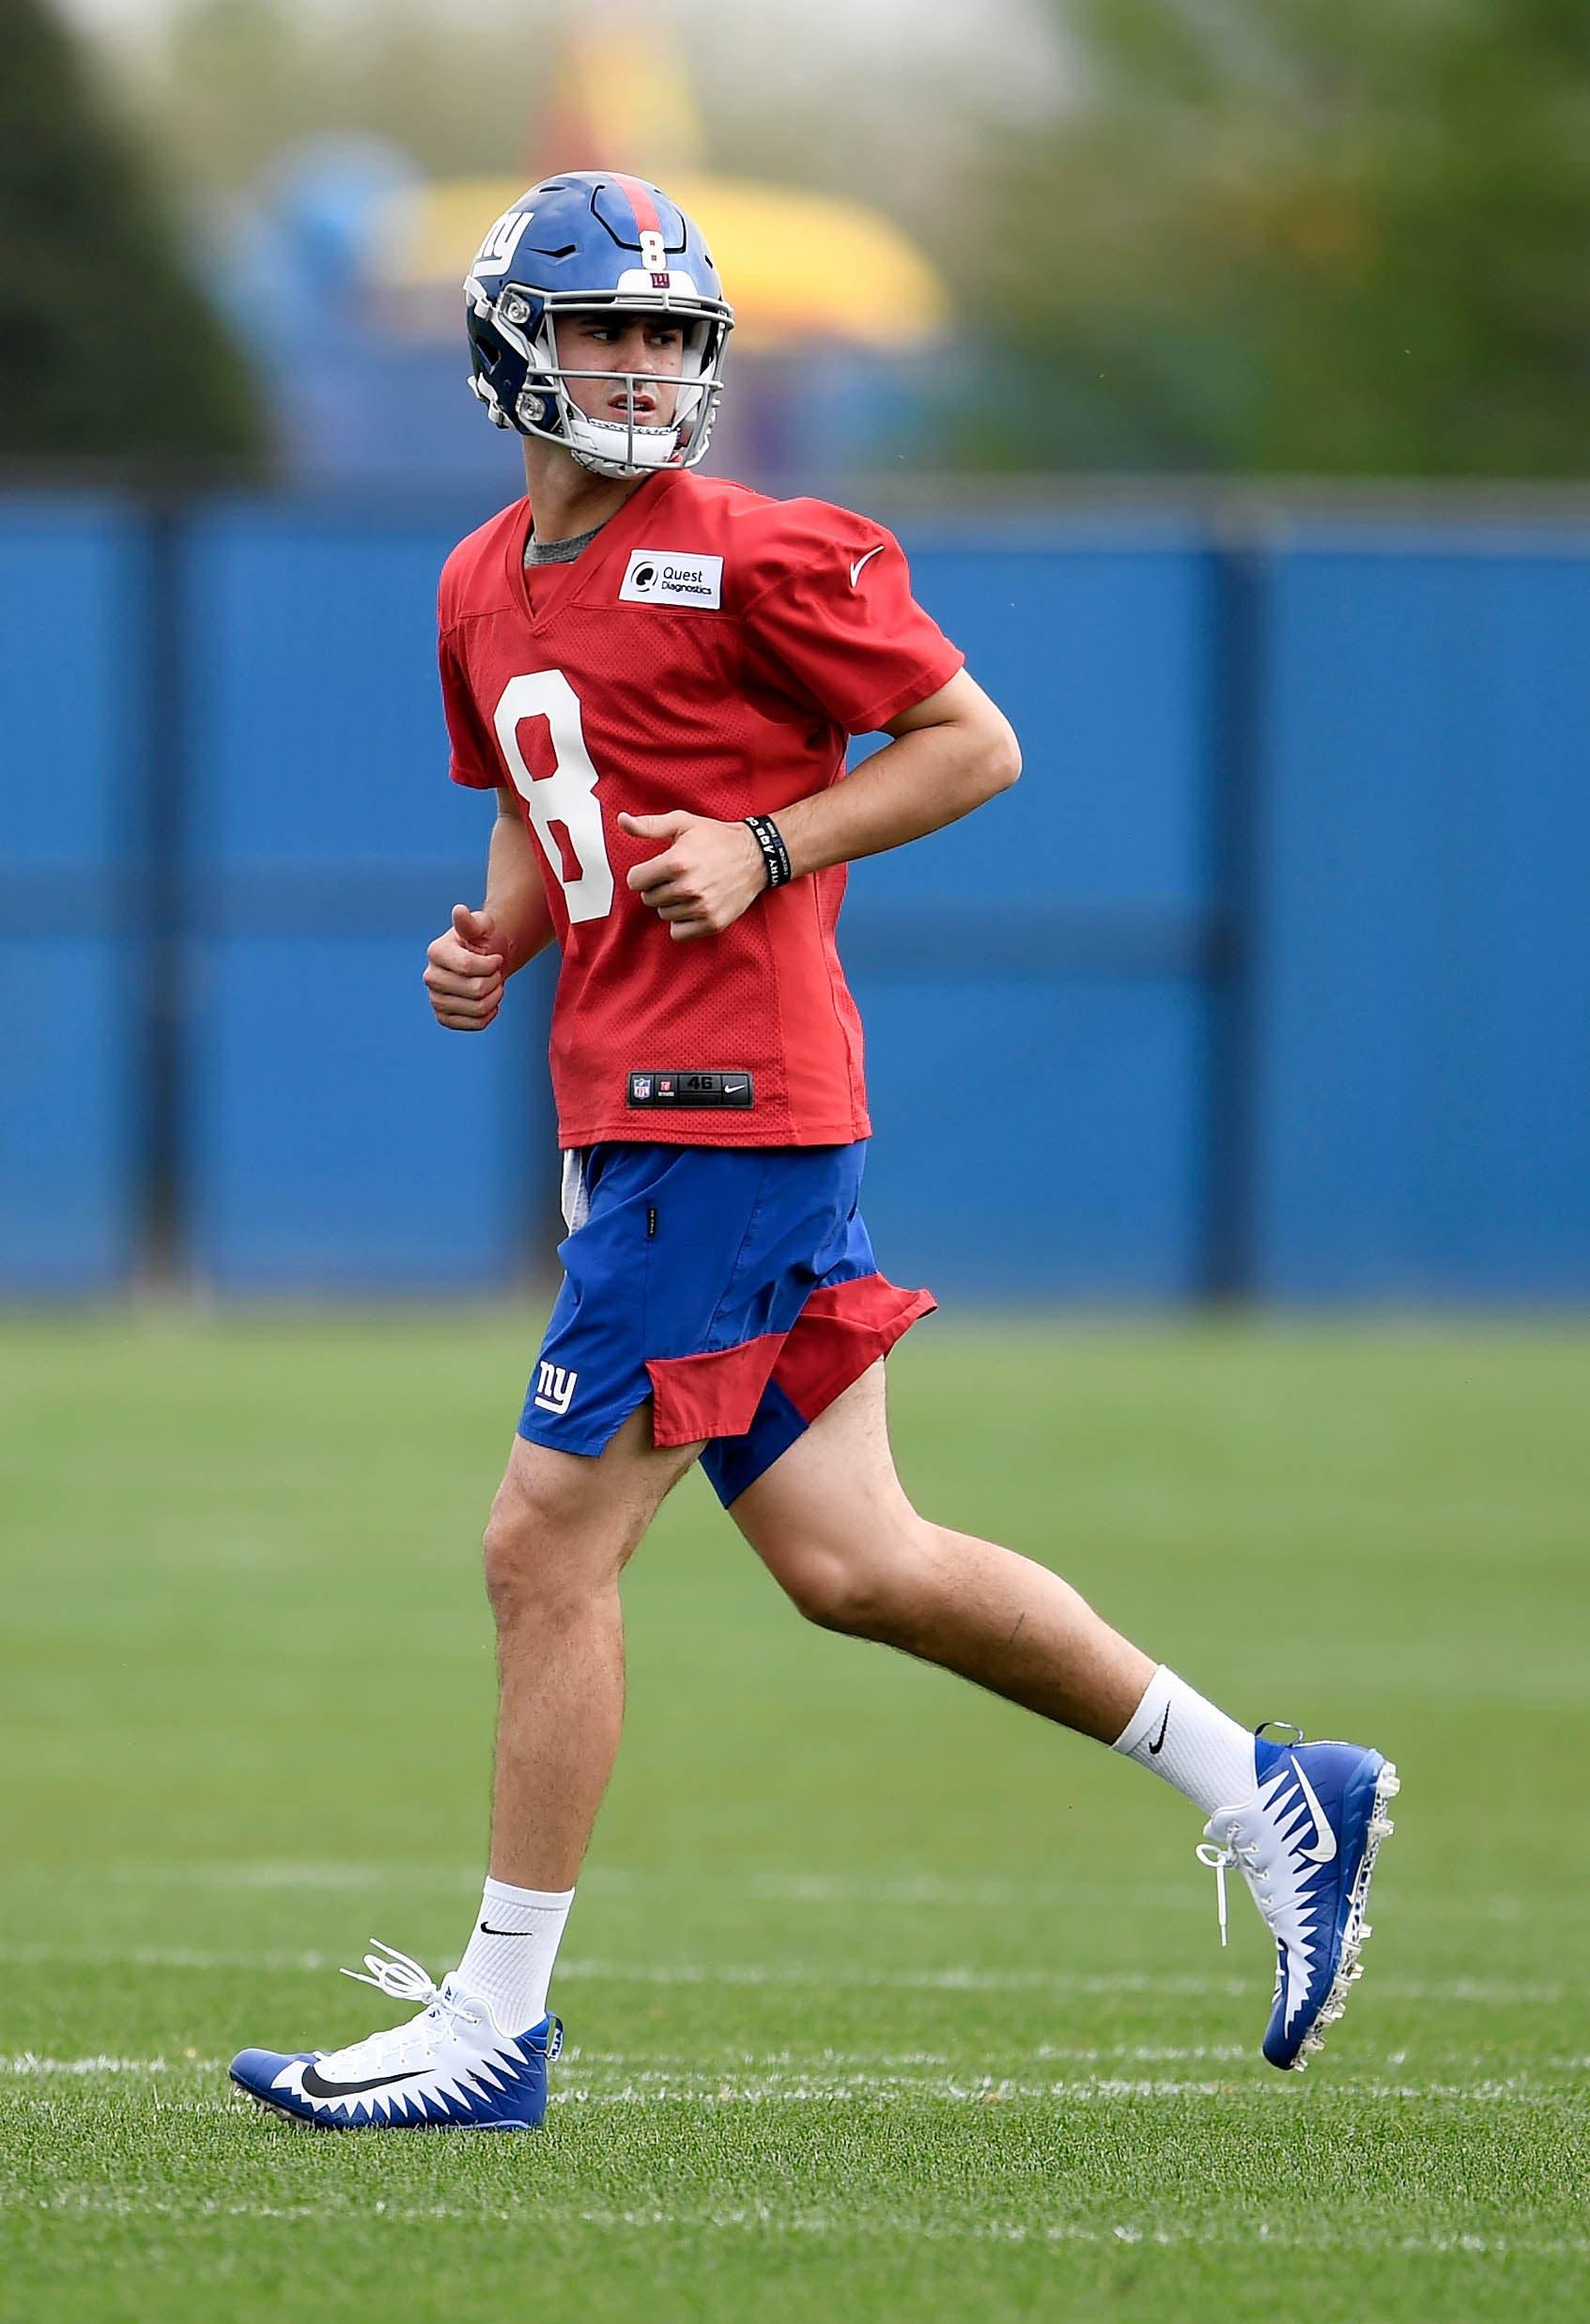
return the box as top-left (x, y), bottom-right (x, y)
top-left (730, 1360), bottom-right (1397, 2072)
top-left (482, 1407), bottom-right (702, 1889)
top-left (230, 1404), bottom-right (702, 2130)
top-left (729, 1361), bottom-right (1154, 1740)
top-left (438, 1402), bottom-right (702, 2036)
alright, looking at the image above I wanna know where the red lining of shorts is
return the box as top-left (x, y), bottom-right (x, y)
top-left (772, 1275), bottom-right (937, 1423)
top-left (647, 1332), bottom-right (785, 1447)
top-left (646, 1273), bottom-right (935, 1448)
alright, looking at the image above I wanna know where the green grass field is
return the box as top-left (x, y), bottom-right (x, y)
top-left (3, 1313), bottom-right (1587, 2322)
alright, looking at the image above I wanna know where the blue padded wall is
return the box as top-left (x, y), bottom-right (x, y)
top-left (6, 494), bottom-right (1589, 1304)
top-left (0, 503), bottom-right (143, 1289)
top-left (1254, 530), bottom-right (1590, 1299)
top-left (179, 503), bottom-right (545, 1287)
top-left (848, 533), bottom-right (1216, 1298)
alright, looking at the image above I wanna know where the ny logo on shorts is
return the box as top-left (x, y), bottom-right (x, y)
top-left (533, 1361), bottom-right (578, 1417)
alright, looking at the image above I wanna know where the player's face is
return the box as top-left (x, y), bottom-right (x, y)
top-left (556, 311), bottom-right (687, 429)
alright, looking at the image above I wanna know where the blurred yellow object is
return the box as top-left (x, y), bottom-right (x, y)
top-left (544, 8), bottom-right (705, 182)
top-left (379, 173), bottom-right (949, 352)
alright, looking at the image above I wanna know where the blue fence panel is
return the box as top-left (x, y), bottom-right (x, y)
top-left (892, 533), bottom-right (1214, 910)
top-left (9, 493), bottom-right (1590, 1306)
top-left (181, 502), bottom-right (544, 1288)
top-left (188, 937), bottom-right (537, 1288)
top-left (0, 502), bottom-right (142, 1290)
top-left (847, 534), bottom-right (1217, 1299)
top-left (1255, 530), bottom-right (1590, 1299)
top-left (857, 974), bottom-right (1207, 1301)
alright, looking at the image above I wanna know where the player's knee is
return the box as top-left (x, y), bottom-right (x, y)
top-left (480, 1505), bottom-right (541, 1628)
top-left (481, 1464), bottom-right (602, 1629)
top-left (481, 1518), bottom-right (594, 1633)
top-left (778, 1526), bottom-right (927, 1638)
top-left (783, 1551), bottom-right (877, 1635)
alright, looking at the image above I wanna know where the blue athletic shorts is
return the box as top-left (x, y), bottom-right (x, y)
top-left (517, 1141), bottom-right (934, 1506)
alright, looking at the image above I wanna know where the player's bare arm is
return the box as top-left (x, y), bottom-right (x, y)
top-left (622, 669), bottom-right (1021, 940)
top-left (424, 788), bottom-right (555, 1030)
top-left (796, 666), bottom-right (1023, 870)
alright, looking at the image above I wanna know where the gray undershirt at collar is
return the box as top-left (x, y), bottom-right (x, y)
top-left (524, 519), bottom-right (609, 566)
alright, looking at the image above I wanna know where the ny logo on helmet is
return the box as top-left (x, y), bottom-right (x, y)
top-left (474, 209), bottom-right (534, 276)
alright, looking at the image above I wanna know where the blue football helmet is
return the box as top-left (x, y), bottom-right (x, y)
top-left (464, 171), bottom-right (733, 480)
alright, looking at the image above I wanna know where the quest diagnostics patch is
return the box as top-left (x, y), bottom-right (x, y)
top-left (619, 550), bottom-right (723, 609)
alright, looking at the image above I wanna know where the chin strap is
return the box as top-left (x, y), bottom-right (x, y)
top-left (566, 419), bottom-right (683, 480)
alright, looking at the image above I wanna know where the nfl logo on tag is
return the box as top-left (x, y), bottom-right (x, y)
top-left (633, 1076), bottom-right (653, 1101)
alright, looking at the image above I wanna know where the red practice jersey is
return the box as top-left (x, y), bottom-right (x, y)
top-left (438, 466), bottom-right (964, 1147)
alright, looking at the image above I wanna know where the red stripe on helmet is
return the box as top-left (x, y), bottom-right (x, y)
top-left (610, 173), bottom-right (664, 248)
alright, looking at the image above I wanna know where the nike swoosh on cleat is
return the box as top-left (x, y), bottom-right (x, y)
top-left (299, 2061), bottom-right (428, 2098)
top-left (1148, 1706), bottom-right (1171, 1756)
top-left (1290, 1760), bottom-right (1338, 1864)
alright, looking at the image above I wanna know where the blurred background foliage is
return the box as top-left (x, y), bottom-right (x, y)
top-left (1, 0), bottom-right (262, 467)
top-left (976, 0), bottom-right (1590, 476)
top-left (6, 0), bottom-right (1590, 478)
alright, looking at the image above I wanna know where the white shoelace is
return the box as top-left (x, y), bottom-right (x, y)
top-left (1197, 1722), bottom-right (1307, 1949)
top-left (1196, 1834), bottom-right (1280, 1947)
top-left (322, 1940), bottom-right (486, 2076)
top-left (341, 1939), bottom-right (450, 2007)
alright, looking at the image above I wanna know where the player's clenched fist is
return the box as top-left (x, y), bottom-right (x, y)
top-left (425, 904), bottom-right (505, 1030)
top-left (620, 809), bottom-right (770, 941)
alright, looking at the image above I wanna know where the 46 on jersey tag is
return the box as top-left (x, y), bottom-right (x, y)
top-left (619, 550), bottom-right (723, 609)
top-left (628, 1070), bottom-right (753, 1108)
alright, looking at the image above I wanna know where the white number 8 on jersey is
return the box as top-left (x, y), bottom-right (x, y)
top-left (493, 670), bottom-right (614, 924)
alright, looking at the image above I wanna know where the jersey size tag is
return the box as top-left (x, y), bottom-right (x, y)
top-left (627, 1070), bottom-right (753, 1108)
top-left (619, 550), bottom-right (723, 610)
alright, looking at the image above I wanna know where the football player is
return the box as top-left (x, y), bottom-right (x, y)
top-left (230, 174), bottom-right (1397, 2130)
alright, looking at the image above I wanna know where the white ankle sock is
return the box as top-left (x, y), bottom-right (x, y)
top-left (454, 1877), bottom-right (575, 2033)
top-left (1111, 1666), bottom-right (1256, 1817)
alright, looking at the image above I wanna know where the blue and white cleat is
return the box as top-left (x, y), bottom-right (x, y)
top-left (228, 1940), bottom-right (563, 2130)
top-left (1196, 1727), bottom-right (1399, 2072)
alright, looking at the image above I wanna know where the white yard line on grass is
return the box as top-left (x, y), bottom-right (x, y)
top-left (545, 2076), bottom-right (1575, 2106)
top-left (567, 2041), bottom-right (1259, 2066)
top-left (3, 2056), bottom-right (215, 2076)
top-left (1, 2043), bottom-right (1251, 2073)
top-left (557, 1961), bottom-right (1575, 2009)
top-left (0, 1946), bottom-right (1568, 2006)
top-left (3, 2058), bottom-right (1577, 2105)
top-left (67, 1859), bottom-right (1587, 1927)
top-left (11, 2187), bottom-right (1590, 2262)
top-left (81, 1864), bottom-right (1201, 1910)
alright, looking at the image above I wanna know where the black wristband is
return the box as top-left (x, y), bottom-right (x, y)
top-left (744, 813), bottom-right (793, 891)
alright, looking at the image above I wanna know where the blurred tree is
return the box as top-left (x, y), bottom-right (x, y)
top-left (971, 0), bottom-right (1590, 476)
top-left (0, 0), bottom-right (260, 467)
